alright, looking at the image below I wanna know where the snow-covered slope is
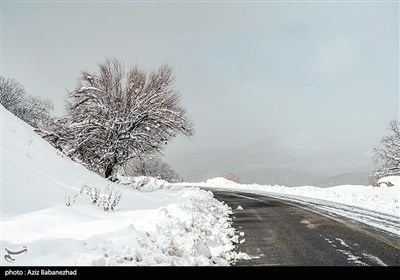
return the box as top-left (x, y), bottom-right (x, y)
top-left (0, 105), bottom-right (245, 266)
top-left (1, 105), bottom-right (117, 216)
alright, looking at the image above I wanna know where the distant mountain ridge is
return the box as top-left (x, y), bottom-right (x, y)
top-left (167, 132), bottom-right (376, 187)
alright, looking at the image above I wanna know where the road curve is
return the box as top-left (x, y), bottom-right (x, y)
top-left (209, 189), bottom-right (400, 266)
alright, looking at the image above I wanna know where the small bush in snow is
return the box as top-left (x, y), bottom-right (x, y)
top-left (123, 157), bottom-right (182, 183)
top-left (66, 184), bottom-right (122, 211)
top-left (65, 190), bottom-right (80, 207)
top-left (138, 177), bottom-right (150, 189)
top-left (81, 185), bottom-right (101, 205)
top-left (376, 180), bottom-right (394, 187)
top-left (117, 176), bottom-right (171, 191)
top-left (223, 173), bottom-right (240, 183)
top-left (65, 195), bottom-right (72, 207)
top-left (101, 187), bottom-right (123, 211)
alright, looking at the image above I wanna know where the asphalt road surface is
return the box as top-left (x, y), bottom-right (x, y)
top-left (209, 189), bottom-right (400, 266)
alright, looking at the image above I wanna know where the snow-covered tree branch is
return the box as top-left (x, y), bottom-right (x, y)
top-left (52, 58), bottom-right (194, 178)
top-left (373, 120), bottom-right (400, 182)
top-left (0, 76), bottom-right (54, 129)
top-left (0, 76), bottom-right (24, 110)
top-left (123, 157), bottom-right (182, 183)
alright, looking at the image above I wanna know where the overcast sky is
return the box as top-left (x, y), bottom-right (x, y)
top-left (2, 1), bottom-right (399, 155)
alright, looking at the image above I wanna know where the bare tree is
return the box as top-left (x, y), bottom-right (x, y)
top-left (373, 120), bottom-right (400, 182)
top-left (0, 76), bottom-right (25, 114)
top-left (0, 75), bottom-right (54, 129)
top-left (55, 58), bottom-right (193, 178)
top-left (123, 157), bottom-right (182, 182)
top-left (17, 95), bottom-right (54, 129)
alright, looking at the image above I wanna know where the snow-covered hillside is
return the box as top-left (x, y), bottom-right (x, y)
top-left (0, 105), bottom-right (245, 266)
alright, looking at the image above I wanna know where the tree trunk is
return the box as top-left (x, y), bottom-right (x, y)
top-left (105, 155), bottom-right (117, 178)
top-left (105, 163), bottom-right (113, 178)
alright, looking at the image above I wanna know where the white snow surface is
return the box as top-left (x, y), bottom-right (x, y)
top-left (0, 105), bottom-right (243, 266)
top-left (180, 177), bottom-right (399, 218)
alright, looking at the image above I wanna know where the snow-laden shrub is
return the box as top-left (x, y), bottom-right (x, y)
top-left (65, 185), bottom-right (122, 211)
top-left (118, 176), bottom-right (172, 191)
top-left (376, 176), bottom-right (400, 188)
top-left (223, 173), bottom-right (240, 183)
top-left (123, 157), bottom-right (182, 183)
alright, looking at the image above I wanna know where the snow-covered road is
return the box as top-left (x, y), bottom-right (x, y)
top-left (201, 187), bottom-right (400, 239)
top-left (264, 192), bottom-right (400, 238)
top-left (180, 177), bottom-right (400, 237)
top-left (210, 190), bottom-right (400, 266)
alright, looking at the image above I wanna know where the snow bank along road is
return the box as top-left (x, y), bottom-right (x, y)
top-left (209, 190), bottom-right (400, 266)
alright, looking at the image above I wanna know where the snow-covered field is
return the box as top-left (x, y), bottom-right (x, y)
top-left (0, 105), bottom-right (245, 266)
top-left (179, 177), bottom-right (400, 235)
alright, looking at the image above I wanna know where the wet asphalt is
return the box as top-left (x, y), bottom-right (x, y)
top-left (210, 190), bottom-right (400, 266)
